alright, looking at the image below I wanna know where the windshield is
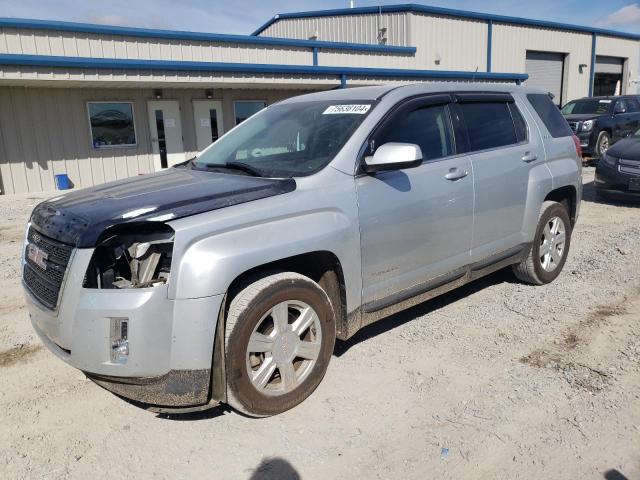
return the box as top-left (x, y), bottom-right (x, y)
top-left (193, 100), bottom-right (374, 177)
top-left (561, 99), bottom-right (613, 115)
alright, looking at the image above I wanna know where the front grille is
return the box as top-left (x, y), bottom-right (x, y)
top-left (619, 159), bottom-right (640, 176)
top-left (567, 121), bottom-right (579, 133)
top-left (23, 227), bottom-right (74, 310)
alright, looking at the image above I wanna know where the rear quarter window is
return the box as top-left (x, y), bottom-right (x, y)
top-left (527, 94), bottom-right (573, 138)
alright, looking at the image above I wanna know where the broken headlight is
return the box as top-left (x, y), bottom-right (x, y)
top-left (83, 225), bottom-right (174, 289)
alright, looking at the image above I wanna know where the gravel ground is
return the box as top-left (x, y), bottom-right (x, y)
top-left (0, 166), bottom-right (638, 479)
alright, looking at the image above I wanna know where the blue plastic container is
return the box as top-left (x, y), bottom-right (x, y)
top-left (54, 174), bottom-right (71, 190)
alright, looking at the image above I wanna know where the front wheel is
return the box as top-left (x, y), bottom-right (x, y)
top-left (513, 201), bottom-right (572, 285)
top-left (595, 131), bottom-right (611, 159)
top-left (224, 272), bottom-right (336, 417)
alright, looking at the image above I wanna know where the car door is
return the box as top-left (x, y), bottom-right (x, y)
top-left (453, 93), bottom-right (546, 263)
top-left (356, 95), bottom-right (474, 310)
top-left (615, 98), bottom-right (640, 140)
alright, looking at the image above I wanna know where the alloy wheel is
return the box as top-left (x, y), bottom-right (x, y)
top-left (539, 216), bottom-right (566, 272)
top-left (245, 300), bottom-right (322, 396)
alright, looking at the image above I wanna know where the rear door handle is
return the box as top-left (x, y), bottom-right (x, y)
top-left (444, 168), bottom-right (469, 181)
top-left (522, 152), bottom-right (538, 163)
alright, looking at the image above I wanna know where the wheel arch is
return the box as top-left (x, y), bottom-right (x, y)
top-left (209, 251), bottom-right (348, 404)
top-left (544, 185), bottom-right (578, 226)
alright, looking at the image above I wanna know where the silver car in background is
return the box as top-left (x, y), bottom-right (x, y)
top-left (23, 83), bottom-right (582, 416)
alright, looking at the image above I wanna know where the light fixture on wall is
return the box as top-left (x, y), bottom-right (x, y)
top-left (205, 89), bottom-right (213, 99)
top-left (435, 52), bottom-right (442, 66)
top-left (154, 90), bottom-right (162, 99)
top-left (579, 64), bottom-right (588, 74)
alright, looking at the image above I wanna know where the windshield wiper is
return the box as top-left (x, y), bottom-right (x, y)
top-left (201, 162), bottom-right (264, 177)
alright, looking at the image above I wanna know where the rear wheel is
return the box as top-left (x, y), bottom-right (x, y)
top-left (513, 201), bottom-right (572, 285)
top-left (224, 272), bottom-right (336, 417)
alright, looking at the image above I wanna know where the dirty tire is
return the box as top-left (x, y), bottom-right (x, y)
top-left (224, 272), bottom-right (336, 417)
top-left (513, 201), bottom-right (572, 285)
top-left (595, 131), bottom-right (611, 159)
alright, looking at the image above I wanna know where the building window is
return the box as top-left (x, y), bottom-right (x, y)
top-left (234, 101), bottom-right (266, 125)
top-left (87, 102), bottom-right (137, 148)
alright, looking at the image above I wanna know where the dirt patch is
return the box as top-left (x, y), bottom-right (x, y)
top-left (0, 344), bottom-right (42, 367)
top-left (520, 349), bottom-right (611, 393)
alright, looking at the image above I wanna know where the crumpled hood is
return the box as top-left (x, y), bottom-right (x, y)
top-left (30, 167), bottom-right (296, 248)
top-left (607, 137), bottom-right (640, 160)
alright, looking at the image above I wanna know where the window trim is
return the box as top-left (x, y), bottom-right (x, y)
top-left (233, 99), bottom-right (267, 126)
top-left (455, 97), bottom-right (528, 155)
top-left (358, 93), bottom-right (459, 173)
top-left (86, 100), bottom-right (137, 149)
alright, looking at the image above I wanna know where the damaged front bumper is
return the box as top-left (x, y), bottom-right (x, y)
top-left (26, 248), bottom-right (225, 409)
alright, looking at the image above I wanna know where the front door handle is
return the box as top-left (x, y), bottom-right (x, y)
top-left (522, 152), bottom-right (538, 163)
top-left (444, 168), bottom-right (469, 181)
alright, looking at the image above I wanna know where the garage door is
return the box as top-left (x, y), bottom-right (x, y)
top-left (595, 56), bottom-right (623, 75)
top-left (525, 51), bottom-right (564, 105)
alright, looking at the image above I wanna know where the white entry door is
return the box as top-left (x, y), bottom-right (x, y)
top-left (193, 100), bottom-right (224, 152)
top-left (147, 100), bottom-right (185, 170)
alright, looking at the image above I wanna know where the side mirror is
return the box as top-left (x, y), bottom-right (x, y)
top-left (364, 142), bottom-right (423, 173)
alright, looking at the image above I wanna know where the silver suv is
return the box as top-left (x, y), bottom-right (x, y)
top-left (23, 83), bottom-right (582, 416)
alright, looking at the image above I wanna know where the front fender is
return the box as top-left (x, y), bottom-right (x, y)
top-left (174, 209), bottom-right (355, 298)
top-left (166, 170), bottom-right (362, 313)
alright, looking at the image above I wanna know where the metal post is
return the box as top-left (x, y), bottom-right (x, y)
top-left (486, 19), bottom-right (492, 73)
top-left (589, 33), bottom-right (596, 97)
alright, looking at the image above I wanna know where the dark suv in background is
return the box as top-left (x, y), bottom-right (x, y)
top-left (561, 95), bottom-right (640, 159)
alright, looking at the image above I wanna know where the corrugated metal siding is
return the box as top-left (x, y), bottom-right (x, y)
top-left (259, 13), bottom-right (408, 46)
top-left (0, 86), bottom-right (156, 194)
top-left (0, 28), bottom-right (313, 65)
top-left (409, 13), bottom-right (487, 71)
top-left (0, 86), bottom-right (316, 194)
top-left (318, 50), bottom-right (415, 69)
top-left (0, 65), bottom-right (348, 88)
top-left (492, 23), bottom-right (592, 101)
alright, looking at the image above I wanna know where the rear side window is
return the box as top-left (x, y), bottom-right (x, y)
top-left (459, 102), bottom-right (519, 151)
top-left (527, 94), bottom-right (573, 138)
top-left (376, 104), bottom-right (455, 161)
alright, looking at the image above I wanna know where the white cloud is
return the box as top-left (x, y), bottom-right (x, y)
top-left (599, 3), bottom-right (640, 27)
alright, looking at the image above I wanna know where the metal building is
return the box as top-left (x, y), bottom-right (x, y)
top-left (254, 5), bottom-right (640, 105)
top-left (0, 4), bottom-right (638, 194)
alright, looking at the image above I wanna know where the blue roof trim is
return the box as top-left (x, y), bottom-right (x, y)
top-left (251, 4), bottom-right (640, 41)
top-left (0, 53), bottom-right (528, 82)
top-left (0, 17), bottom-right (416, 54)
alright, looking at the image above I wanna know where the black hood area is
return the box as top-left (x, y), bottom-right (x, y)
top-left (563, 114), bottom-right (601, 122)
top-left (607, 137), bottom-right (640, 160)
top-left (30, 167), bottom-right (296, 248)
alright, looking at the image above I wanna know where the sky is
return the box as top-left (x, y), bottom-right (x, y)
top-left (0, 0), bottom-right (639, 35)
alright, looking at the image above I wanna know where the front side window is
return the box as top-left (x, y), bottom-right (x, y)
top-left (234, 101), bottom-right (267, 125)
top-left (459, 102), bottom-right (519, 151)
top-left (87, 102), bottom-right (136, 148)
top-left (194, 100), bottom-right (373, 177)
top-left (375, 104), bottom-right (454, 161)
top-left (626, 97), bottom-right (640, 112)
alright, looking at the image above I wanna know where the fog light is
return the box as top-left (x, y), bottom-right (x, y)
top-left (110, 317), bottom-right (129, 364)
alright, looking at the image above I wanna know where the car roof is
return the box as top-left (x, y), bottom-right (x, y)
top-left (277, 82), bottom-right (548, 104)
